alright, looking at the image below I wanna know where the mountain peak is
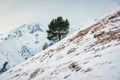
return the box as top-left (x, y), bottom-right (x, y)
top-left (16, 23), bottom-right (45, 33)
top-left (0, 23), bottom-right (48, 74)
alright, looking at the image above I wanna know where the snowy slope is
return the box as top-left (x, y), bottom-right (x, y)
top-left (0, 7), bottom-right (120, 80)
top-left (0, 23), bottom-right (48, 73)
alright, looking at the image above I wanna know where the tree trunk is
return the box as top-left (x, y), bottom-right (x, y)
top-left (58, 34), bottom-right (61, 41)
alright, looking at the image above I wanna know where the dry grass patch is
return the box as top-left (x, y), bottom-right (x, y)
top-left (95, 29), bottom-right (120, 44)
top-left (67, 48), bottom-right (76, 54)
top-left (30, 68), bottom-right (40, 79)
top-left (69, 22), bottom-right (102, 42)
top-left (57, 45), bottom-right (65, 51)
top-left (69, 62), bottom-right (81, 72)
top-left (30, 68), bottom-right (44, 79)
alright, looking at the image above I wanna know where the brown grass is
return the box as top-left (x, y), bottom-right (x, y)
top-left (69, 62), bottom-right (81, 72)
top-left (91, 22), bottom-right (103, 33)
top-left (117, 11), bottom-right (120, 15)
top-left (73, 38), bottom-right (82, 44)
top-left (48, 49), bottom-right (55, 53)
top-left (57, 45), bottom-right (65, 51)
top-left (30, 68), bottom-right (40, 79)
top-left (69, 22), bottom-right (103, 42)
top-left (85, 29), bottom-right (120, 54)
top-left (67, 48), bottom-right (76, 54)
top-left (95, 29), bottom-right (120, 44)
top-left (94, 31), bottom-right (105, 38)
top-left (40, 49), bottom-right (55, 60)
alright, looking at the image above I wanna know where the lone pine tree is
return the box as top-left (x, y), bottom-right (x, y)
top-left (47, 16), bottom-right (69, 41)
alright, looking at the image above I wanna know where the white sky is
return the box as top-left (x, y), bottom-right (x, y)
top-left (0, 0), bottom-right (119, 34)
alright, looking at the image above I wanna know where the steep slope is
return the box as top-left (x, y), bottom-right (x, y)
top-left (0, 7), bottom-right (120, 80)
top-left (0, 23), bottom-right (48, 73)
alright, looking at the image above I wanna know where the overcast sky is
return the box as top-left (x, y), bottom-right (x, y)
top-left (0, 0), bottom-right (119, 34)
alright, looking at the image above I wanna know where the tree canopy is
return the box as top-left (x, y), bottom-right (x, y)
top-left (47, 16), bottom-right (69, 41)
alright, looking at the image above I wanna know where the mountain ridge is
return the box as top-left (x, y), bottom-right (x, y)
top-left (0, 23), bottom-right (48, 74)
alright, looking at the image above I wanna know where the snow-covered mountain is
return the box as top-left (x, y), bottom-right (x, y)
top-left (0, 23), bottom-right (48, 73)
top-left (0, 7), bottom-right (120, 80)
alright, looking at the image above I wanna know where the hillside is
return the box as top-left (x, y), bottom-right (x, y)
top-left (0, 7), bottom-right (120, 80)
top-left (0, 23), bottom-right (48, 73)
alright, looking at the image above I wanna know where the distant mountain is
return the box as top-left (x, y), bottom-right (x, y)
top-left (0, 7), bottom-right (120, 80)
top-left (0, 23), bottom-right (48, 73)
